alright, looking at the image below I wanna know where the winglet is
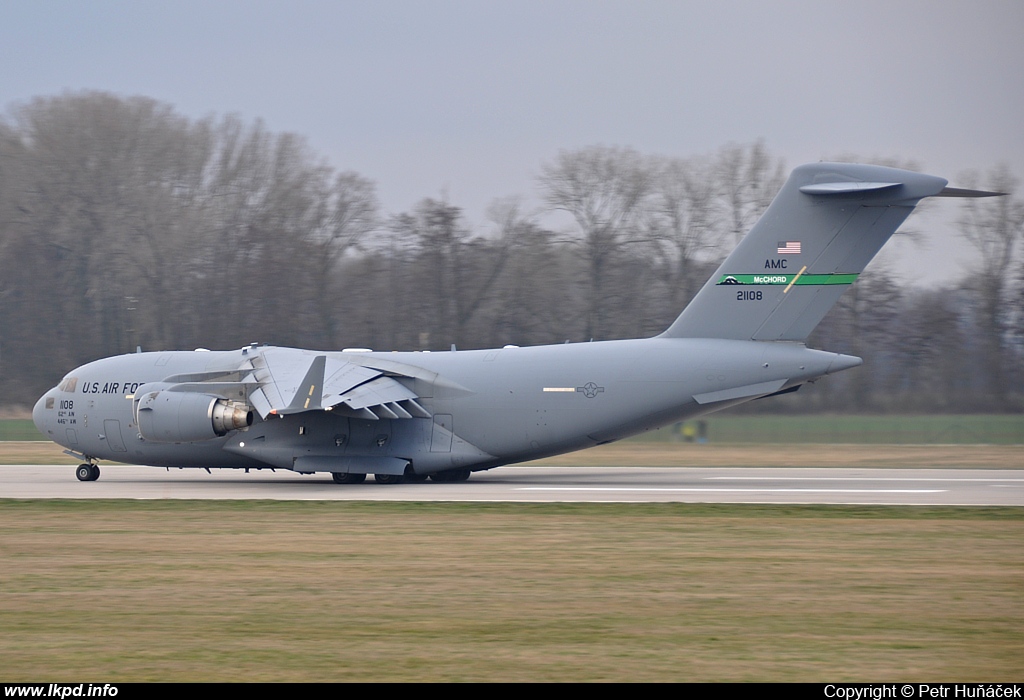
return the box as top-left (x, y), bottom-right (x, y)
top-left (280, 355), bottom-right (326, 414)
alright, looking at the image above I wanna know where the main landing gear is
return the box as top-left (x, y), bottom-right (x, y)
top-left (331, 472), bottom-right (367, 484)
top-left (331, 468), bottom-right (472, 485)
top-left (430, 468), bottom-right (471, 483)
top-left (76, 463), bottom-right (100, 482)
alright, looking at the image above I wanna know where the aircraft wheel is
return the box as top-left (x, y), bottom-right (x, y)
top-left (332, 472), bottom-right (366, 484)
top-left (404, 473), bottom-right (428, 483)
top-left (374, 473), bottom-right (404, 484)
top-left (76, 464), bottom-right (99, 482)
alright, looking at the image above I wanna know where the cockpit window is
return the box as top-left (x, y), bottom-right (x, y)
top-left (58, 377), bottom-right (78, 392)
top-left (45, 397), bottom-right (54, 409)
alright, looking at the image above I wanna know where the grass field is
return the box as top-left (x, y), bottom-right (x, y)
top-left (0, 500), bottom-right (1021, 682)
top-left (3, 415), bottom-right (1021, 681)
top-left (654, 414), bottom-right (1024, 444)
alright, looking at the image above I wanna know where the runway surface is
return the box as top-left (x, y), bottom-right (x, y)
top-left (3, 464), bottom-right (1024, 505)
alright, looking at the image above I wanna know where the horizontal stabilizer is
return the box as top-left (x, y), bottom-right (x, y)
top-left (799, 181), bottom-right (901, 195)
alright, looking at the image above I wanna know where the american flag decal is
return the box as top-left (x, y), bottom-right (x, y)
top-left (777, 241), bottom-right (801, 255)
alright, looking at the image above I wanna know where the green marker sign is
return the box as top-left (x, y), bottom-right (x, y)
top-left (717, 273), bottom-right (859, 286)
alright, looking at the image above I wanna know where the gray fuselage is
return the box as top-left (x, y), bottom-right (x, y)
top-left (33, 338), bottom-right (855, 474)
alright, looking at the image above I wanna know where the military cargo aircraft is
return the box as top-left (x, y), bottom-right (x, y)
top-left (33, 163), bottom-right (998, 483)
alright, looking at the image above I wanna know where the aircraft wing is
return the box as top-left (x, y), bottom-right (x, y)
top-left (246, 347), bottom-right (431, 420)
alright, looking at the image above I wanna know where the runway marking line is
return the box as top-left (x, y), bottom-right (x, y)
top-left (518, 487), bottom-right (947, 494)
top-left (708, 476), bottom-right (1024, 482)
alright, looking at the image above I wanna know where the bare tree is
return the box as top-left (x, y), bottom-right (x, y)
top-left (893, 288), bottom-right (969, 410)
top-left (645, 155), bottom-right (720, 314)
top-left (810, 266), bottom-right (903, 410)
top-left (5, 92), bottom-right (207, 362)
top-left (482, 198), bottom-right (568, 346)
top-left (389, 198), bottom-right (512, 348)
top-left (538, 145), bottom-right (652, 339)
top-left (306, 172), bottom-right (379, 347)
top-left (2, 91), bottom-right (1019, 412)
top-left (715, 140), bottom-right (786, 246)
top-left (957, 164), bottom-right (1024, 406)
top-left (0, 93), bottom-right (383, 402)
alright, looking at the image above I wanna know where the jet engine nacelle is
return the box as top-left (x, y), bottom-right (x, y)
top-left (135, 384), bottom-right (253, 443)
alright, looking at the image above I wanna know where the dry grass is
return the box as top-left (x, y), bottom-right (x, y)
top-left (0, 500), bottom-right (1021, 682)
top-left (0, 442), bottom-right (79, 464)
top-left (3, 438), bottom-right (1020, 680)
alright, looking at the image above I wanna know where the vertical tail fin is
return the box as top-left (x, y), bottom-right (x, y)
top-left (661, 162), bottom-right (957, 341)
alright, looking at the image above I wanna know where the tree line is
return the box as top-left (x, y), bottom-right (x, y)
top-left (1, 92), bottom-right (1021, 411)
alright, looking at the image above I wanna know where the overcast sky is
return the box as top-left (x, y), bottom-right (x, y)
top-left (3, 0), bottom-right (1022, 284)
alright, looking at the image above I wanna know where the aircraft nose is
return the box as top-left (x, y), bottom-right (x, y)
top-left (33, 390), bottom-right (53, 437)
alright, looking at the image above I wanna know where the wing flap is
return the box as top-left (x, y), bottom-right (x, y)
top-left (333, 375), bottom-right (419, 410)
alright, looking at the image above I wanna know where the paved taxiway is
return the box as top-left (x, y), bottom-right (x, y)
top-left (3, 464), bottom-right (1024, 505)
